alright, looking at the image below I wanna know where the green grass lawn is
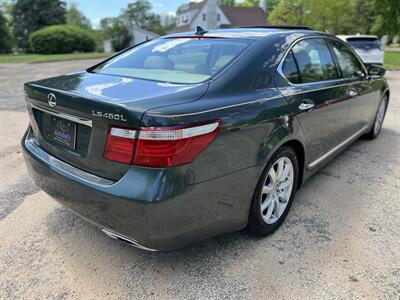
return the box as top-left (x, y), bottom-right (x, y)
top-left (0, 52), bottom-right (111, 64)
top-left (1, 50), bottom-right (400, 70)
top-left (384, 51), bottom-right (400, 69)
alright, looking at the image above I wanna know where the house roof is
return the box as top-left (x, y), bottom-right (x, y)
top-left (185, 1), bottom-right (204, 12)
top-left (131, 25), bottom-right (159, 37)
top-left (220, 6), bottom-right (267, 27)
top-left (172, 1), bottom-right (267, 33)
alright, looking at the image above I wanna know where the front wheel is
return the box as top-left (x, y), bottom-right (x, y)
top-left (248, 146), bottom-right (299, 236)
top-left (364, 95), bottom-right (388, 140)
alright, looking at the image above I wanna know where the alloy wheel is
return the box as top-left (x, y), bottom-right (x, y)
top-left (374, 99), bottom-right (386, 135)
top-left (260, 157), bottom-right (294, 224)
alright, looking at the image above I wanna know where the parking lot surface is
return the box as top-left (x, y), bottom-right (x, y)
top-left (0, 60), bottom-right (399, 299)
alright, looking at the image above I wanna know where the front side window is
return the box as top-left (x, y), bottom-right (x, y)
top-left (329, 40), bottom-right (366, 79)
top-left (291, 38), bottom-right (339, 83)
top-left (93, 38), bottom-right (253, 84)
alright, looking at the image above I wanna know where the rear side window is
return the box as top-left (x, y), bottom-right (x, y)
top-left (282, 50), bottom-right (300, 83)
top-left (329, 40), bottom-right (366, 79)
top-left (93, 38), bottom-right (253, 84)
top-left (291, 39), bottom-right (339, 83)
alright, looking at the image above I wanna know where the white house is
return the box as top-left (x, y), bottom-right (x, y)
top-left (103, 25), bottom-right (159, 53)
top-left (173, 0), bottom-right (267, 33)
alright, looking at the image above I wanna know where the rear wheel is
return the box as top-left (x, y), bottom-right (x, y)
top-left (249, 146), bottom-right (299, 236)
top-left (364, 95), bottom-right (388, 140)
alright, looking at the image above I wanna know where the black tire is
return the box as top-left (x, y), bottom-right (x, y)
top-left (248, 146), bottom-right (299, 236)
top-left (363, 95), bottom-right (388, 140)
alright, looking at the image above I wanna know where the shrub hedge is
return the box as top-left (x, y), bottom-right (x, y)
top-left (29, 25), bottom-right (96, 54)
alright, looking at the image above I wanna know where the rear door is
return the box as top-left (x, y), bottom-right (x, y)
top-left (328, 39), bottom-right (379, 133)
top-left (276, 38), bottom-right (352, 166)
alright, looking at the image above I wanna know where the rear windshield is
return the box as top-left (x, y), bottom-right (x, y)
top-left (346, 38), bottom-right (382, 49)
top-left (93, 38), bottom-right (254, 84)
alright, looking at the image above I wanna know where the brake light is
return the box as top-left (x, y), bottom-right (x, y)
top-left (133, 121), bottom-right (221, 167)
top-left (104, 121), bottom-right (221, 167)
top-left (104, 127), bottom-right (136, 164)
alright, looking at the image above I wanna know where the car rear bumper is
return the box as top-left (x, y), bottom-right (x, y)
top-left (22, 128), bottom-right (256, 251)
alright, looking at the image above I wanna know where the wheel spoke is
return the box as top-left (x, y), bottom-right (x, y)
top-left (279, 179), bottom-right (292, 190)
top-left (281, 164), bottom-right (290, 181)
top-left (264, 200), bottom-right (274, 221)
top-left (276, 159), bottom-right (284, 180)
top-left (278, 192), bottom-right (288, 203)
top-left (261, 197), bottom-right (273, 212)
top-left (262, 185), bottom-right (274, 195)
top-left (269, 168), bottom-right (277, 185)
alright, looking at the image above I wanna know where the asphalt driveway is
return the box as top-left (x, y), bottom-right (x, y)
top-left (0, 60), bottom-right (399, 299)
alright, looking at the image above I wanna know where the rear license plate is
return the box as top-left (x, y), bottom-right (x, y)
top-left (46, 116), bottom-right (77, 150)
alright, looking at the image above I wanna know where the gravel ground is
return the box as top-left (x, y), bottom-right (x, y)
top-left (0, 60), bottom-right (399, 299)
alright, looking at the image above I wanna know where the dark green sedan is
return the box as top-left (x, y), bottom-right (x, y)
top-left (22, 27), bottom-right (389, 251)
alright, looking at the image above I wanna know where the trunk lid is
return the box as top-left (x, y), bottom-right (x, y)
top-left (24, 72), bottom-right (208, 181)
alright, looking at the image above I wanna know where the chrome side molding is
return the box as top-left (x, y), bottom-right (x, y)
top-left (307, 126), bottom-right (368, 170)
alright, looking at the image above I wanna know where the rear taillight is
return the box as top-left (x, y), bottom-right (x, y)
top-left (134, 121), bottom-right (221, 167)
top-left (104, 127), bottom-right (136, 164)
top-left (104, 121), bottom-right (221, 167)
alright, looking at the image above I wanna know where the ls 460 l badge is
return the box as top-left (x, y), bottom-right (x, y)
top-left (92, 110), bottom-right (127, 122)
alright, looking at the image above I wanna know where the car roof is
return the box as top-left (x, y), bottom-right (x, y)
top-left (165, 27), bottom-right (322, 40)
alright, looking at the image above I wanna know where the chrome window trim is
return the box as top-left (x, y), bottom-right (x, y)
top-left (276, 35), bottom-right (368, 86)
top-left (30, 102), bottom-right (92, 128)
top-left (148, 81), bottom-right (367, 118)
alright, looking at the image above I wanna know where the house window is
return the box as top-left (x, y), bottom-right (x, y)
top-left (217, 14), bottom-right (220, 21)
top-left (202, 13), bottom-right (206, 21)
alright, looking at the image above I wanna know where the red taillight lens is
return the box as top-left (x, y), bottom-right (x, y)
top-left (134, 121), bottom-right (221, 167)
top-left (104, 121), bottom-right (221, 167)
top-left (104, 127), bottom-right (136, 164)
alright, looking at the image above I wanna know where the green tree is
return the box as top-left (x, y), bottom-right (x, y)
top-left (237, 0), bottom-right (259, 7)
top-left (347, 0), bottom-right (376, 34)
top-left (12, 0), bottom-right (66, 51)
top-left (268, 0), bottom-right (308, 26)
top-left (122, 0), bottom-right (161, 32)
top-left (100, 17), bottom-right (132, 52)
top-left (0, 8), bottom-right (13, 53)
top-left (268, 0), bottom-right (358, 34)
top-left (218, 0), bottom-right (236, 6)
top-left (66, 3), bottom-right (91, 29)
top-left (372, 0), bottom-right (400, 36)
top-left (176, 4), bottom-right (188, 15)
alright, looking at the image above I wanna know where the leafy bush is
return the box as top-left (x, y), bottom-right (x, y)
top-left (0, 10), bottom-right (13, 53)
top-left (29, 25), bottom-right (96, 54)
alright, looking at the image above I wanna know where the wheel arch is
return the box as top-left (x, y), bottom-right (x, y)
top-left (259, 135), bottom-right (306, 191)
top-left (280, 139), bottom-right (305, 190)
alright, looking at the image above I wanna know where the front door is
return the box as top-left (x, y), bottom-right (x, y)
top-left (328, 39), bottom-right (380, 133)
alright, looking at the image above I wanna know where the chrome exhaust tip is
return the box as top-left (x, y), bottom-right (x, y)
top-left (102, 229), bottom-right (157, 252)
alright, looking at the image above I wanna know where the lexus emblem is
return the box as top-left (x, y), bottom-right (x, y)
top-left (48, 93), bottom-right (57, 107)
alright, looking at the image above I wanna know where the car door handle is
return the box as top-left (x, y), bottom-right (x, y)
top-left (299, 101), bottom-right (315, 111)
top-left (349, 90), bottom-right (358, 97)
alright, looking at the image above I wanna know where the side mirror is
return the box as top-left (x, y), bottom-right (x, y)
top-left (368, 65), bottom-right (386, 78)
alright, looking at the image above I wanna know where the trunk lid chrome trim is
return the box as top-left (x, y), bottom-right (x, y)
top-left (30, 101), bottom-right (92, 127)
